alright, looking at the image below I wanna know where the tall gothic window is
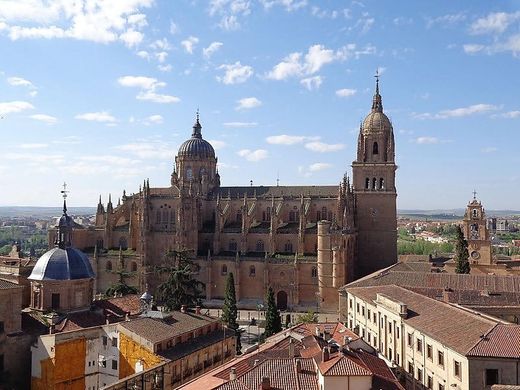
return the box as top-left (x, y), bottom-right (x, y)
top-left (365, 178), bottom-right (370, 189)
top-left (379, 178), bottom-right (385, 190)
top-left (156, 210), bottom-right (161, 224)
top-left (284, 241), bottom-right (293, 253)
top-left (289, 211), bottom-right (295, 222)
top-left (249, 265), bottom-right (256, 277)
top-left (373, 142), bottom-right (379, 155)
top-left (311, 266), bottom-right (318, 278)
top-left (236, 211), bottom-right (242, 223)
top-left (170, 210), bottom-right (176, 225)
top-left (119, 237), bottom-right (128, 250)
top-left (256, 240), bottom-right (265, 252)
top-left (372, 177), bottom-right (377, 190)
top-left (106, 261), bottom-right (112, 271)
top-left (221, 264), bottom-right (227, 275)
top-left (229, 240), bottom-right (237, 252)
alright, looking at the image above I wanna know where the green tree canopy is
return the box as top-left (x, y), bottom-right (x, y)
top-left (264, 287), bottom-right (282, 338)
top-left (454, 225), bottom-right (471, 274)
top-left (155, 250), bottom-right (205, 311)
top-left (222, 272), bottom-right (241, 354)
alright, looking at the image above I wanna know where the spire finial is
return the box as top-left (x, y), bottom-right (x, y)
top-left (371, 69), bottom-right (383, 113)
top-left (374, 69), bottom-right (380, 94)
top-left (473, 189), bottom-right (477, 200)
top-left (60, 182), bottom-right (69, 215)
top-left (192, 109), bottom-right (202, 138)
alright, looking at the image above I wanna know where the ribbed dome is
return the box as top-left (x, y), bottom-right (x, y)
top-left (362, 111), bottom-right (392, 135)
top-left (29, 247), bottom-right (95, 281)
top-left (178, 115), bottom-right (215, 159)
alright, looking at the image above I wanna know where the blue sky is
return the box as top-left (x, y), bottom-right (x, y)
top-left (0, 0), bottom-right (519, 209)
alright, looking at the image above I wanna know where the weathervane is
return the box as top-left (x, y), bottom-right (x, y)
top-left (472, 189), bottom-right (477, 200)
top-left (374, 68), bottom-right (380, 83)
top-left (61, 182), bottom-right (69, 200)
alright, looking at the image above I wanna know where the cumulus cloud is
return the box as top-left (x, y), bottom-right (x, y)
top-left (0, 100), bottom-right (34, 116)
top-left (481, 146), bottom-right (498, 153)
top-left (144, 114), bottom-right (163, 125)
top-left (181, 36), bottom-right (199, 54)
top-left (336, 88), bottom-right (357, 97)
top-left (7, 76), bottom-right (34, 88)
top-left (266, 134), bottom-right (319, 145)
top-left (0, 0), bottom-right (153, 47)
top-left (30, 114), bottom-right (58, 124)
top-left (114, 142), bottom-right (172, 160)
top-left (209, 0), bottom-right (251, 31)
top-left (298, 162), bottom-right (332, 177)
top-left (217, 62), bottom-right (254, 84)
top-left (500, 110), bottom-right (520, 118)
top-left (469, 12), bottom-right (520, 35)
top-left (223, 122), bottom-right (258, 128)
top-left (304, 141), bottom-right (345, 152)
top-left (236, 97), bottom-right (262, 110)
top-left (415, 136), bottom-right (438, 144)
top-left (117, 75), bottom-right (180, 104)
top-left (237, 149), bottom-right (268, 162)
top-left (208, 140), bottom-right (226, 150)
top-left (75, 111), bottom-right (116, 123)
top-left (260, 0), bottom-right (307, 12)
top-left (413, 104), bottom-right (499, 119)
top-left (203, 41), bottom-right (223, 58)
top-left (300, 76), bottom-right (322, 90)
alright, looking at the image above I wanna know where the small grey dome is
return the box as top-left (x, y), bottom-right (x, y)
top-left (362, 111), bottom-right (392, 135)
top-left (29, 247), bottom-right (95, 281)
top-left (178, 115), bottom-right (215, 159)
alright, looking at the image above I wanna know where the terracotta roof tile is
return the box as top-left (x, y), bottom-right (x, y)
top-left (468, 324), bottom-right (520, 358)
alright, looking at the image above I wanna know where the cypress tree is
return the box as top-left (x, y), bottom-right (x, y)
top-left (454, 225), bottom-right (471, 274)
top-left (222, 272), bottom-right (242, 354)
top-left (264, 286), bottom-right (282, 337)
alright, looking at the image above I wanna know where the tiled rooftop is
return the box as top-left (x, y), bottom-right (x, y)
top-left (0, 279), bottom-right (22, 289)
top-left (468, 324), bottom-right (520, 358)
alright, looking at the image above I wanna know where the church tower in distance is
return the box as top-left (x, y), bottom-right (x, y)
top-left (462, 193), bottom-right (492, 265)
top-left (352, 76), bottom-right (397, 277)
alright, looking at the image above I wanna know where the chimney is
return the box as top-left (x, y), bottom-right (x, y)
top-left (288, 338), bottom-right (294, 357)
top-left (296, 360), bottom-right (302, 373)
top-left (253, 359), bottom-right (260, 367)
top-left (125, 311), bottom-right (130, 321)
top-left (195, 306), bottom-right (201, 315)
top-left (229, 367), bottom-right (237, 381)
top-left (315, 326), bottom-right (321, 337)
top-left (322, 347), bottom-right (330, 362)
top-left (343, 336), bottom-right (352, 346)
top-left (181, 305), bottom-right (187, 313)
top-left (260, 377), bottom-right (270, 390)
top-left (323, 331), bottom-right (331, 341)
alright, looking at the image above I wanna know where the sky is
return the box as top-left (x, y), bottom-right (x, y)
top-left (0, 0), bottom-right (519, 210)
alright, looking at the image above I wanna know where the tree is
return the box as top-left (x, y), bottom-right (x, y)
top-left (155, 250), bottom-right (205, 311)
top-left (105, 249), bottom-right (139, 297)
top-left (454, 225), bottom-right (471, 274)
top-left (222, 272), bottom-right (242, 355)
top-left (295, 310), bottom-right (318, 324)
top-left (264, 287), bottom-right (282, 338)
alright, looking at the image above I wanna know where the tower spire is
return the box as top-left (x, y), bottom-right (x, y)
top-left (192, 109), bottom-right (202, 139)
top-left (60, 182), bottom-right (69, 215)
top-left (372, 69), bottom-right (383, 113)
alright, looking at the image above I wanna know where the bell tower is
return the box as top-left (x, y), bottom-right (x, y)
top-left (462, 192), bottom-right (492, 265)
top-left (352, 75), bottom-right (397, 277)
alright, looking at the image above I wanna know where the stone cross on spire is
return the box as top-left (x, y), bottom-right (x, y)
top-left (371, 70), bottom-right (383, 112)
top-left (473, 189), bottom-right (477, 200)
top-left (60, 182), bottom-right (69, 215)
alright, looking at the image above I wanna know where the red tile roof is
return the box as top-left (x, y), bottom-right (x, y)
top-left (94, 294), bottom-right (143, 317)
top-left (468, 324), bottom-right (520, 358)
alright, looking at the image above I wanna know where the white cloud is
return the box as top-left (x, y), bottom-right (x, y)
top-left (118, 75), bottom-right (180, 104)
top-left (75, 111), bottom-right (116, 123)
top-left (415, 136), bottom-right (438, 144)
top-left (481, 146), bottom-right (498, 153)
top-left (217, 62), bottom-right (253, 84)
top-left (0, 100), bottom-right (34, 116)
top-left (426, 13), bottom-right (466, 29)
top-left (236, 97), bottom-right (262, 110)
top-left (219, 15), bottom-right (240, 30)
top-left (150, 38), bottom-right (172, 51)
top-left (7, 76), bottom-right (34, 88)
top-left (260, 0), bottom-right (307, 12)
top-left (266, 134), bottom-right (319, 145)
top-left (0, 1), bottom-right (153, 46)
top-left (309, 162), bottom-right (332, 172)
top-left (336, 88), bottom-right (357, 97)
top-left (181, 36), bottom-right (199, 54)
top-left (470, 12), bottom-right (520, 35)
top-left (19, 143), bottom-right (48, 149)
top-left (223, 122), bottom-right (258, 128)
top-left (304, 141), bottom-right (344, 152)
top-left (300, 75), bottom-right (322, 90)
top-left (155, 51), bottom-right (168, 63)
top-left (136, 50), bottom-right (149, 60)
top-left (237, 149), bottom-right (268, 162)
top-left (158, 64), bottom-right (172, 72)
top-left (145, 114), bottom-right (163, 125)
top-left (30, 114), bottom-right (57, 124)
top-left (169, 21), bottom-right (179, 35)
top-left (209, 0), bottom-right (251, 31)
top-left (266, 52), bottom-right (303, 80)
top-left (500, 110), bottom-right (520, 118)
top-left (414, 104), bottom-right (499, 119)
top-left (463, 44), bottom-right (485, 54)
top-left (208, 140), bottom-right (226, 150)
top-left (115, 142), bottom-right (172, 160)
top-left (203, 41), bottom-right (223, 59)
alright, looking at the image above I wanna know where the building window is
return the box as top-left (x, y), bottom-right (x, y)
top-left (417, 367), bottom-right (423, 382)
top-left (427, 375), bottom-right (433, 389)
top-left (365, 178), bottom-right (370, 189)
top-left (131, 262), bottom-right (138, 272)
top-left (388, 322), bottom-right (392, 334)
top-left (438, 385), bottom-right (445, 390)
top-left (407, 333), bottom-right (413, 347)
top-left (379, 178), bottom-right (385, 190)
top-left (416, 338), bottom-right (423, 353)
top-left (427, 344), bottom-right (433, 360)
top-left (106, 261), bottom-right (112, 271)
top-left (396, 353), bottom-right (400, 365)
top-left (102, 336), bottom-right (108, 346)
top-left (249, 266), bottom-right (255, 277)
top-left (396, 326), bottom-right (400, 339)
top-left (485, 369), bottom-right (499, 386)
top-left (438, 351), bottom-right (444, 367)
top-left (236, 211), bottom-right (242, 223)
top-left (51, 293), bottom-right (60, 310)
top-left (362, 307), bottom-right (365, 317)
top-left (0, 322), bottom-right (4, 334)
top-left (367, 308), bottom-right (371, 318)
top-left (289, 211), bottom-right (296, 222)
top-left (408, 362), bottom-right (413, 374)
top-left (112, 360), bottom-right (118, 370)
top-left (372, 177), bottom-right (377, 190)
top-left (356, 303), bottom-right (360, 313)
top-left (373, 142), bottom-right (379, 155)
top-left (221, 264), bottom-right (228, 275)
top-left (112, 337), bottom-right (117, 347)
top-left (373, 313), bottom-right (377, 324)
top-left (349, 299), bottom-right (352, 309)
top-left (156, 210), bottom-right (161, 224)
top-left (312, 267), bottom-right (318, 278)
top-left (119, 237), bottom-right (128, 250)
top-left (454, 360), bottom-right (461, 379)
top-left (256, 240), bottom-right (265, 252)
top-left (284, 241), bottom-right (293, 253)
top-left (229, 240), bottom-right (237, 252)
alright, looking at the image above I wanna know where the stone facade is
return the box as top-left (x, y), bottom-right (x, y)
top-left (50, 81), bottom-right (397, 313)
top-left (463, 195), bottom-right (493, 265)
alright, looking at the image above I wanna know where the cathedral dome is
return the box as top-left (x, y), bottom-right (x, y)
top-left (178, 115), bottom-right (215, 159)
top-left (28, 247), bottom-right (95, 281)
top-left (362, 111), bottom-right (392, 135)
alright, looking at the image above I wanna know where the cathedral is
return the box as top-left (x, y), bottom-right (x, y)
top-left (52, 79), bottom-right (397, 313)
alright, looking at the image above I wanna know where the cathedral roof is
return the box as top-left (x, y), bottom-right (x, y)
top-left (218, 185), bottom-right (339, 199)
top-left (362, 77), bottom-right (392, 136)
top-left (178, 113), bottom-right (215, 159)
top-left (28, 247), bottom-right (95, 281)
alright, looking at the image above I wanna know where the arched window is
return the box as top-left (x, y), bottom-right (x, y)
top-left (284, 241), bottom-right (293, 253)
top-left (162, 210), bottom-right (168, 224)
top-left (321, 207), bottom-right (327, 221)
top-left (96, 238), bottom-right (104, 250)
top-left (373, 142), bottom-right (379, 155)
top-left (472, 209), bottom-right (478, 218)
top-left (289, 211), bottom-right (295, 222)
top-left (106, 261), bottom-right (112, 271)
top-left (311, 266), bottom-right (317, 278)
top-left (365, 178), bottom-right (370, 189)
top-left (379, 178), bottom-right (385, 190)
top-left (229, 240), bottom-right (237, 252)
top-left (199, 167), bottom-right (206, 178)
top-left (119, 237), bottom-right (128, 250)
top-left (170, 210), bottom-right (176, 225)
top-left (236, 211), bottom-right (242, 223)
top-left (317, 211), bottom-right (321, 220)
top-left (249, 265), bottom-right (256, 277)
top-left (186, 167), bottom-right (193, 180)
top-left (266, 207), bottom-right (271, 221)
top-left (328, 211), bottom-right (333, 221)
top-left (256, 240), bottom-right (265, 252)
top-left (221, 264), bottom-right (227, 275)
top-left (131, 262), bottom-right (137, 272)
top-left (372, 177), bottom-right (377, 190)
